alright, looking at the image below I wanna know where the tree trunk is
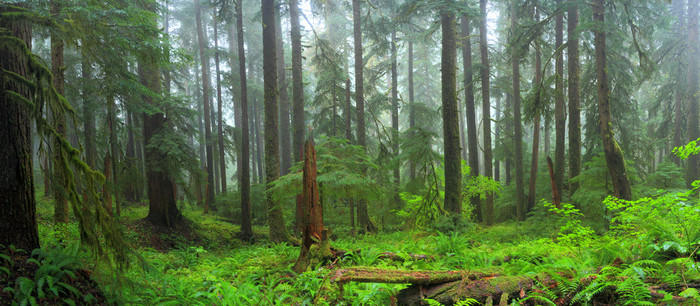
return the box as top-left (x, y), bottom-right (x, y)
top-left (441, 6), bottom-right (461, 217)
top-left (124, 110), bottom-right (138, 203)
top-left (568, 0), bottom-right (581, 197)
top-left (234, 0), bottom-right (253, 241)
top-left (195, 0), bottom-right (215, 212)
top-left (141, 1), bottom-right (181, 228)
top-left (461, 14), bottom-right (478, 202)
top-left (672, 0), bottom-right (686, 167)
top-left (263, 0), bottom-right (293, 243)
top-left (505, 93), bottom-right (511, 186)
top-left (0, 4), bottom-right (39, 250)
top-left (353, 0), bottom-right (377, 233)
top-left (391, 30), bottom-right (400, 212)
top-left (687, 0), bottom-right (700, 186)
top-left (276, 5), bottom-right (292, 176)
top-left (479, 0), bottom-right (494, 225)
top-left (107, 94), bottom-right (120, 216)
top-left (195, 62), bottom-right (206, 207)
top-left (554, 0), bottom-right (567, 201)
top-left (408, 41), bottom-right (416, 181)
top-left (511, 1), bottom-right (524, 221)
top-left (253, 96), bottom-right (264, 184)
top-left (293, 139), bottom-right (331, 272)
top-left (81, 59), bottom-right (96, 171)
top-left (527, 4), bottom-right (542, 214)
top-left (593, 0), bottom-right (632, 200)
top-left (494, 96), bottom-right (500, 182)
top-left (50, 0), bottom-right (69, 224)
top-left (102, 155), bottom-right (113, 215)
top-left (213, 15), bottom-right (227, 194)
top-left (290, 0), bottom-right (306, 233)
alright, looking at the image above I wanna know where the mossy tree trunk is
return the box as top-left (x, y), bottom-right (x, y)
top-left (290, 0), bottom-right (306, 233)
top-left (593, 0), bottom-right (632, 201)
top-left (0, 4), bottom-right (39, 250)
top-left (51, 0), bottom-right (69, 224)
top-left (195, 0), bottom-right (215, 212)
top-left (441, 4), bottom-right (462, 217)
top-left (234, 0), bottom-right (253, 241)
top-left (554, 0), bottom-right (567, 203)
top-left (276, 4), bottom-right (292, 176)
top-left (141, 1), bottom-right (182, 228)
top-left (263, 0), bottom-right (293, 244)
top-left (480, 0), bottom-right (494, 224)
top-left (686, 0), bottom-right (700, 187)
top-left (567, 0), bottom-right (581, 198)
top-left (527, 4), bottom-right (542, 213)
top-left (461, 13), bottom-right (481, 222)
top-left (353, 0), bottom-right (378, 234)
top-left (511, 0), bottom-right (525, 221)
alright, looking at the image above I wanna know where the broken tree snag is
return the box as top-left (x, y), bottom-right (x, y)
top-left (293, 138), bottom-right (332, 273)
top-left (547, 156), bottom-right (561, 208)
top-left (330, 267), bottom-right (503, 285)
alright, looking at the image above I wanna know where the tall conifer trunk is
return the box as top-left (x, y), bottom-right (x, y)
top-left (141, 1), bottom-right (181, 227)
top-left (408, 41), bottom-right (416, 181)
top-left (554, 0), bottom-right (566, 200)
top-left (235, 0), bottom-right (253, 241)
top-left (687, 0), bottom-right (700, 186)
top-left (353, 0), bottom-right (377, 233)
top-left (0, 4), bottom-right (39, 250)
top-left (214, 16), bottom-right (227, 194)
top-left (195, 0), bottom-right (215, 212)
top-left (593, 0), bottom-right (632, 200)
top-left (480, 0), bottom-right (494, 224)
top-left (391, 30), bottom-right (400, 210)
top-left (442, 4), bottom-right (461, 216)
top-left (511, 1), bottom-right (524, 221)
top-left (276, 4), bottom-right (292, 176)
top-left (51, 0), bottom-right (69, 223)
top-left (568, 0), bottom-right (581, 197)
top-left (263, 0), bottom-right (293, 243)
top-left (528, 4), bottom-right (542, 213)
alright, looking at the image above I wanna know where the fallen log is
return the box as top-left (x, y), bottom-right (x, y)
top-left (330, 267), bottom-right (503, 285)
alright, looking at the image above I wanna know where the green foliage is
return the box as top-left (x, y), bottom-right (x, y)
top-left (643, 161), bottom-right (685, 191)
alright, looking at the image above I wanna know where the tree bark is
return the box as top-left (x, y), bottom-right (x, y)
top-left (276, 5), bottom-right (292, 176)
top-left (593, 0), bottom-right (632, 200)
top-left (81, 58), bottom-right (96, 171)
top-left (511, 1), bottom-right (524, 221)
top-left (554, 0), bottom-right (567, 202)
top-left (391, 30), bottom-right (400, 212)
top-left (442, 5), bottom-right (462, 217)
top-left (0, 4), bottom-right (39, 250)
top-left (107, 94), bottom-right (120, 216)
top-left (479, 0), bottom-right (494, 224)
top-left (213, 15), bottom-right (227, 194)
top-left (195, 0), bottom-right (215, 211)
top-left (263, 0), bottom-right (293, 243)
top-left (234, 0), bottom-right (253, 241)
top-left (353, 0), bottom-right (377, 233)
top-left (408, 41), bottom-right (416, 181)
top-left (50, 0), bottom-right (69, 224)
top-left (687, 0), bottom-right (700, 186)
top-left (461, 14), bottom-right (481, 222)
top-left (567, 0), bottom-right (581, 197)
top-left (293, 139), bottom-right (331, 272)
top-left (527, 4), bottom-right (542, 213)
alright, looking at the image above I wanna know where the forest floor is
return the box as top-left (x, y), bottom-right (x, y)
top-left (3, 192), bottom-right (700, 305)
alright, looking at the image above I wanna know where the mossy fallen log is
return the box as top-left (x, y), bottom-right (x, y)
top-left (330, 266), bottom-right (503, 285)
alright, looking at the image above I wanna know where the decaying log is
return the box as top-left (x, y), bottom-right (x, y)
top-left (331, 267), bottom-right (502, 285)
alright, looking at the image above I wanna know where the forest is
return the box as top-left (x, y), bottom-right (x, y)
top-left (2, 0), bottom-right (700, 304)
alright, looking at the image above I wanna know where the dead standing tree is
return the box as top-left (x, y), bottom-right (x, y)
top-left (293, 137), bottom-right (332, 273)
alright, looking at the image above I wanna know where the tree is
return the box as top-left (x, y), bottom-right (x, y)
top-left (479, 0), bottom-right (494, 224)
top-left (391, 25), bottom-right (400, 210)
top-left (554, 0), bottom-right (566, 200)
top-left (353, 0), bottom-right (377, 233)
top-left (687, 0), bottom-right (699, 186)
top-left (0, 3), bottom-right (39, 250)
top-left (511, 0), bottom-right (524, 221)
top-left (593, 0), bottom-right (632, 200)
top-left (141, 0), bottom-right (182, 227)
top-left (195, 0), bottom-right (215, 212)
top-left (276, 3), bottom-right (292, 176)
top-left (441, 2), bottom-right (461, 217)
top-left (527, 3), bottom-right (542, 213)
top-left (461, 12), bottom-right (481, 222)
top-left (50, 0), bottom-right (69, 223)
top-left (289, 0), bottom-right (305, 232)
top-left (213, 13), bottom-right (227, 194)
top-left (234, 0), bottom-right (253, 241)
top-left (263, 0), bottom-right (293, 243)
top-left (567, 0), bottom-right (581, 197)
